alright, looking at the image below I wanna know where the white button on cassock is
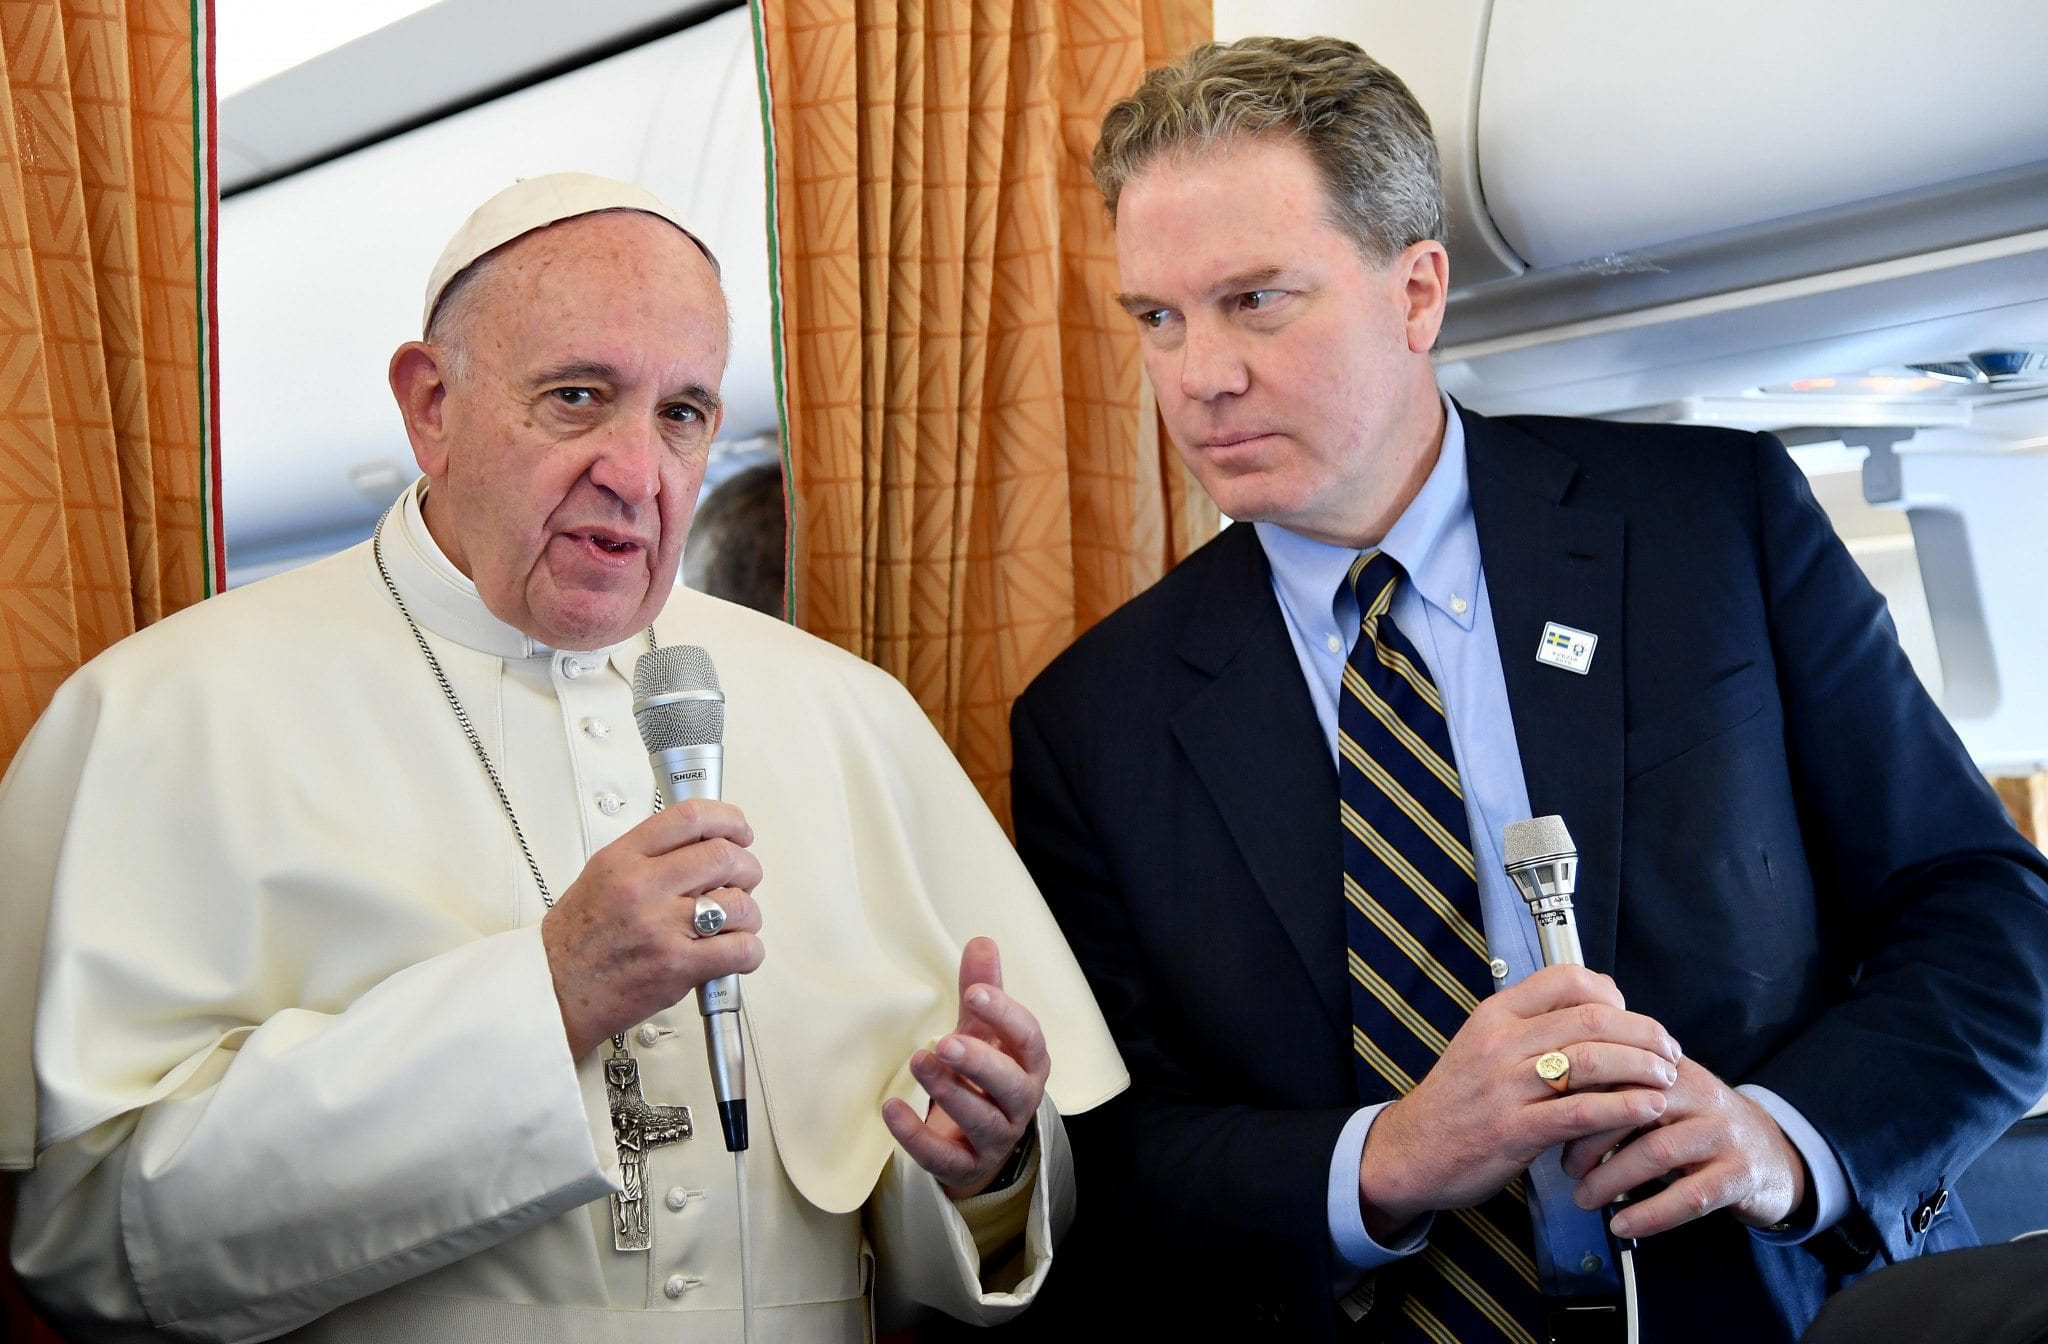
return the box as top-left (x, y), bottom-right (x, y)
top-left (664, 1274), bottom-right (688, 1300)
top-left (561, 660), bottom-right (584, 680)
top-left (638, 1024), bottom-right (661, 1047)
top-left (597, 793), bottom-right (624, 816)
top-left (583, 717), bottom-right (610, 740)
top-left (666, 1187), bottom-right (690, 1211)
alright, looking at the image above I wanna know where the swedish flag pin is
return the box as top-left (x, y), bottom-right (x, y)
top-left (1536, 621), bottom-right (1597, 675)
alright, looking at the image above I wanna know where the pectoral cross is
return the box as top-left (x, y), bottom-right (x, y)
top-left (606, 1038), bottom-right (692, 1250)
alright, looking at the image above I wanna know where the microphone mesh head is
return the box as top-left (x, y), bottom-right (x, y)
top-left (632, 645), bottom-right (724, 751)
top-left (1503, 814), bottom-right (1576, 870)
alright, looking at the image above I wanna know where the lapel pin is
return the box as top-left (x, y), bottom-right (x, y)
top-left (1536, 621), bottom-right (1598, 675)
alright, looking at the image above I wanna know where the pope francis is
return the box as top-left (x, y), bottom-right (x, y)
top-left (0, 174), bottom-right (1127, 1343)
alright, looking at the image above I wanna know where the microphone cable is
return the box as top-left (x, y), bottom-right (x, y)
top-left (734, 1148), bottom-right (755, 1344)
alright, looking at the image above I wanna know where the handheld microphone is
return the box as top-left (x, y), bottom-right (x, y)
top-left (1503, 814), bottom-right (1583, 969)
top-left (1505, 814), bottom-right (1647, 1313)
top-left (633, 645), bottom-right (748, 1152)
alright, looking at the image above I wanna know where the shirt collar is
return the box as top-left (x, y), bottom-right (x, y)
top-left (382, 478), bottom-right (643, 665)
top-left (1255, 392), bottom-right (1482, 632)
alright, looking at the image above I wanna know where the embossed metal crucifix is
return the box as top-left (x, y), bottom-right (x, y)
top-left (606, 1037), bottom-right (692, 1250)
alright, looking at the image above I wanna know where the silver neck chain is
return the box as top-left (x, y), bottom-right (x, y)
top-left (370, 507), bottom-right (658, 911)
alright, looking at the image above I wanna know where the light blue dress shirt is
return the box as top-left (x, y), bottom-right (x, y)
top-left (1253, 395), bottom-right (1846, 1297)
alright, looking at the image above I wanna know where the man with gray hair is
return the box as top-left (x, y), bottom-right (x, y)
top-left (1009, 35), bottom-right (2048, 1343)
top-left (1, 172), bottom-right (1125, 1341)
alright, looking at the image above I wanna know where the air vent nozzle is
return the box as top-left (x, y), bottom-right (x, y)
top-left (1969, 350), bottom-right (2044, 382)
top-left (1905, 349), bottom-right (2047, 388)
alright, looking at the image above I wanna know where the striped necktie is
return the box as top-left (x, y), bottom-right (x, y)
top-left (1339, 550), bottom-right (1546, 1344)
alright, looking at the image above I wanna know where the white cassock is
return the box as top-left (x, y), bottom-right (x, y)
top-left (0, 481), bottom-right (1127, 1343)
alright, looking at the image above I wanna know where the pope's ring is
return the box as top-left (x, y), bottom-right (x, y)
top-left (692, 895), bottom-right (728, 937)
top-left (1535, 1050), bottom-right (1572, 1093)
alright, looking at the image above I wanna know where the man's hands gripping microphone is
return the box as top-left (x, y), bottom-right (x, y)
top-left (1357, 965), bottom-right (1680, 1240)
top-left (1355, 964), bottom-right (1808, 1242)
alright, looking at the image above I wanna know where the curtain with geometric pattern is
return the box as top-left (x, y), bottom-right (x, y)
top-left (752, 0), bottom-right (1214, 827)
top-left (2, 5), bottom-right (214, 1330)
top-left (0, 0), bottom-right (219, 785)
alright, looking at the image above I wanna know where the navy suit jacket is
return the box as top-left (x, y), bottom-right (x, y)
top-left (1007, 407), bottom-right (2048, 1341)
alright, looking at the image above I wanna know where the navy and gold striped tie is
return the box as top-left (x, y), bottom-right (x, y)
top-left (1339, 550), bottom-right (1545, 1344)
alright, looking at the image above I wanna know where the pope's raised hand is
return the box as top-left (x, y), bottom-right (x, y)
top-left (542, 798), bottom-right (765, 1058)
top-left (883, 937), bottom-right (1051, 1198)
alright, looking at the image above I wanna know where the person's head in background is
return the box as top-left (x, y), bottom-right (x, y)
top-left (683, 461), bottom-right (788, 618)
top-left (1093, 36), bottom-right (1453, 549)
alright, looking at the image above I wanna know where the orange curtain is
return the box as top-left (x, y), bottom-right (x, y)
top-left (1993, 772), bottom-right (2046, 848)
top-left (0, 0), bottom-right (219, 783)
top-left (3, 5), bottom-right (213, 1328)
top-left (755, 0), bottom-right (1214, 824)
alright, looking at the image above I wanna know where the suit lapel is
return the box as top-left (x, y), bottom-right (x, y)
top-left (1169, 524), bottom-right (1350, 1038)
top-left (1465, 409), bottom-right (1627, 974)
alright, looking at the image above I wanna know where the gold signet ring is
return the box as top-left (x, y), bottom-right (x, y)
top-left (1536, 1051), bottom-right (1571, 1093)
top-left (693, 895), bottom-right (728, 937)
